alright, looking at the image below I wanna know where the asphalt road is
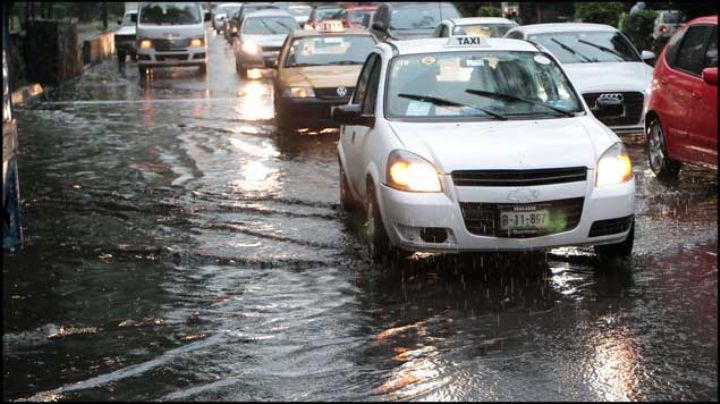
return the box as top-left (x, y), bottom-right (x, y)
top-left (3, 28), bottom-right (718, 401)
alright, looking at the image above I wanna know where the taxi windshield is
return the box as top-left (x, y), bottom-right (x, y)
top-left (385, 51), bottom-right (583, 120)
top-left (528, 31), bottom-right (641, 63)
top-left (285, 35), bottom-right (376, 67)
top-left (139, 2), bottom-right (201, 25)
top-left (452, 23), bottom-right (517, 38)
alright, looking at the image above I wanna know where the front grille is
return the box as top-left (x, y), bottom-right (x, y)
top-left (452, 167), bottom-right (587, 187)
top-left (583, 91), bottom-right (644, 127)
top-left (153, 38), bottom-right (191, 52)
top-left (156, 54), bottom-right (189, 61)
top-left (588, 215), bottom-right (633, 237)
top-left (460, 197), bottom-right (584, 238)
top-left (314, 86), bottom-right (354, 100)
top-left (115, 34), bottom-right (135, 42)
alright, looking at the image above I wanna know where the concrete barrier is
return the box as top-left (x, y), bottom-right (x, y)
top-left (83, 32), bottom-right (115, 66)
top-left (11, 83), bottom-right (44, 105)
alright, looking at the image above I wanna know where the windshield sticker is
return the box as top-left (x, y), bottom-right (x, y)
top-left (406, 100), bottom-right (432, 116)
top-left (323, 37), bottom-right (343, 44)
top-left (421, 56), bottom-right (436, 65)
top-left (466, 59), bottom-right (485, 67)
top-left (488, 57), bottom-right (498, 69)
top-left (534, 54), bottom-right (551, 65)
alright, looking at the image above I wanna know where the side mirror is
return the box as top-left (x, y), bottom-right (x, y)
top-left (594, 96), bottom-right (624, 118)
top-left (204, 12), bottom-right (211, 22)
top-left (371, 21), bottom-right (385, 32)
top-left (362, 14), bottom-right (371, 28)
top-left (117, 18), bottom-right (123, 25)
top-left (641, 50), bottom-right (655, 61)
top-left (332, 104), bottom-right (375, 127)
top-left (702, 67), bottom-right (718, 86)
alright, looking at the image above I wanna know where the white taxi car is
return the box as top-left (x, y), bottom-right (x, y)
top-left (334, 36), bottom-right (636, 261)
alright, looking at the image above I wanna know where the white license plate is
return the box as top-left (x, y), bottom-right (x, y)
top-left (500, 209), bottom-right (550, 231)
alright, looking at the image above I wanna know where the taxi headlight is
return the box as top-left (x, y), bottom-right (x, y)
top-left (242, 40), bottom-right (260, 54)
top-left (139, 39), bottom-right (152, 49)
top-left (190, 38), bottom-right (205, 48)
top-left (387, 150), bottom-right (442, 193)
top-left (595, 142), bottom-right (632, 186)
top-left (283, 86), bottom-right (315, 98)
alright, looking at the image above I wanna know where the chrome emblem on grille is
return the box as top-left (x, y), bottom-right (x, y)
top-left (507, 188), bottom-right (540, 203)
top-left (336, 86), bottom-right (347, 97)
top-left (597, 93), bottom-right (624, 102)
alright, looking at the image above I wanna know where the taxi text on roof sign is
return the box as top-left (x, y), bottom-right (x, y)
top-left (318, 20), bottom-right (344, 33)
top-left (446, 36), bottom-right (490, 48)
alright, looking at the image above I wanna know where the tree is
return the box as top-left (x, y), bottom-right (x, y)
top-left (575, 2), bottom-right (625, 27)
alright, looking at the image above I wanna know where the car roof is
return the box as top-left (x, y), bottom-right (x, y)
top-left (291, 28), bottom-right (374, 39)
top-left (384, 1), bottom-right (453, 7)
top-left (216, 3), bottom-right (243, 9)
top-left (687, 15), bottom-right (718, 25)
top-left (512, 23), bottom-right (618, 35)
top-left (391, 37), bottom-right (538, 55)
top-left (448, 17), bottom-right (516, 26)
top-left (244, 9), bottom-right (294, 18)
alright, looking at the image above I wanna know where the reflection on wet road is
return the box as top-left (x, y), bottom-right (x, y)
top-left (3, 28), bottom-right (717, 401)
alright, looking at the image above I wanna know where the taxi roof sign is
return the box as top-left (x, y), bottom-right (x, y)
top-left (318, 20), bottom-right (345, 33)
top-left (445, 35), bottom-right (490, 48)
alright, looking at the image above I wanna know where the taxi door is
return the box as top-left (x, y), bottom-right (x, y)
top-left (341, 53), bottom-right (381, 197)
top-left (687, 25), bottom-right (717, 167)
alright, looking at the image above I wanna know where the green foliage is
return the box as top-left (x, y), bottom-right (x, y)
top-left (622, 9), bottom-right (658, 53)
top-left (9, 37), bottom-right (27, 88)
top-left (477, 6), bottom-right (503, 17)
top-left (574, 2), bottom-right (625, 27)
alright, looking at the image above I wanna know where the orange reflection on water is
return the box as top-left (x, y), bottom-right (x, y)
top-left (587, 326), bottom-right (643, 401)
top-left (234, 81), bottom-right (273, 121)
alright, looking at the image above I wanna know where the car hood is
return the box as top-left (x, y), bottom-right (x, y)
top-left (388, 28), bottom-right (434, 40)
top-left (562, 62), bottom-right (654, 94)
top-left (136, 24), bottom-right (204, 39)
top-left (115, 25), bottom-right (136, 36)
top-left (388, 117), bottom-right (615, 173)
top-left (280, 65), bottom-right (362, 88)
top-left (241, 34), bottom-right (288, 47)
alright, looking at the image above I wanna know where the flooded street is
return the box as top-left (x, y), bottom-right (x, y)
top-left (3, 29), bottom-right (717, 401)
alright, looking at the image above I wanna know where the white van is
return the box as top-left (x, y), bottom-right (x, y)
top-left (136, 2), bottom-right (208, 75)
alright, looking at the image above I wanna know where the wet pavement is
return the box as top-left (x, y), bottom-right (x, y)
top-left (3, 28), bottom-right (718, 401)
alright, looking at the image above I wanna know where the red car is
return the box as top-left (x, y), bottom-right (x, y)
top-left (336, 5), bottom-right (378, 29)
top-left (644, 15), bottom-right (717, 181)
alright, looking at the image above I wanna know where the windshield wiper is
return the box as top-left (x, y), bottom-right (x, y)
top-left (397, 93), bottom-right (507, 120)
top-left (550, 38), bottom-right (594, 63)
top-left (577, 39), bottom-right (627, 61)
top-left (259, 19), bottom-right (279, 34)
top-left (465, 89), bottom-right (577, 117)
top-left (275, 20), bottom-right (295, 33)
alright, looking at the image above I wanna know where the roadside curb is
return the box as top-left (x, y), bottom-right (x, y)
top-left (11, 83), bottom-right (44, 106)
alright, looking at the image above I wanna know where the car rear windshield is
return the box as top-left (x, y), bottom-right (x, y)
top-left (385, 51), bottom-right (583, 120)
top-left (243, 16), bottom-right (297, 35)
top-left (390, 5), bottom-right (460, 30)
top-left (285, 35), bottom-right (376, 67)
top-left (528, 31), bottom-right (641, 63)
top-left (349, 10), bottom-right (374, 24)
top-left (452, 23), bottom-right (517, 38)
top-left (139, 2), bottom-right (201, 25)
top-left (316, 8), bottom-right (343, 21)
top-left (289, 6), bottom-right (311, 17)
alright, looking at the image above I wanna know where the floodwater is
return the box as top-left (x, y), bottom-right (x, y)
top-left (3, 28), bottom-right (717, 401)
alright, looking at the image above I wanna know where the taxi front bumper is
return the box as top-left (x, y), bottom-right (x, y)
top-left (276, 97), bottom-right (349, 129)
top-left (137, 47), bottom-right (207, 67)
top-left (377, 175), bottom-right (635, 253)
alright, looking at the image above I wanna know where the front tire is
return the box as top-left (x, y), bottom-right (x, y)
top-left (646, 116), bottom-right (681, 182)
top-left (117, 50), bottom-right (126, 63)
top-left (198, 63), bottom-right (207, 75)
top-left (594, 218), bottom-right (635, 258)
top-left (138, 65), bottom-right (149, 76)
top-left (339, 161), bottom-right (356, 213)
top-left (365, 182), bottom-right (392, 262)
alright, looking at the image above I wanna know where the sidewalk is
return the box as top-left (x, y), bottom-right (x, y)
top-left (76, 21), bottom-right (121, 44)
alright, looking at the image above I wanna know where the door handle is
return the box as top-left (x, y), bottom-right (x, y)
top-left (351, 131), bottom-right (356, 144)
top-left (691, 90), bottom-right (702, 99)
top-left (659, 78), bottom-right (669, 85)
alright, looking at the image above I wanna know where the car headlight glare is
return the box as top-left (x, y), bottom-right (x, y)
top-left (596, 142), bottom-right (632, 186)
top-left (190, 38), bottom-right (204, 47)
top-left (242, 40), bottom-right (259, 54)
top-left (139, 39), bottom-right (152, 49)
top-left (283, 87), bottom-right (315, 98)
top-left (387, 150), bottom-right (442, 193)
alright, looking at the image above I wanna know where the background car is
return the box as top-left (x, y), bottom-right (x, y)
top-left (114, 9), bottom-right (138, 63)
top-left (653, 10), bottom-right (688, 40)
top-left (226, 2), bottom-right (279, 41)
top-left (335, 5), bottom-right (378, 29)
top-left (287, 3), bottom-right (312, 26)
top-left (644, 15), bottom-right (717, 181)
top-left (433, 17), bottom-right (518, 38)
top-left (274, 25), bottom-right (377, 131)
top-left (234, 9), bottom-right (298, 78)
top-left (369, 2), bottom-right (461, 41)
top-left (505, 23), bottom-right (655, 133)
top-left (304, 4), bottom-right (344, 30)
top-left (212, 3), bottom-right (243, 33)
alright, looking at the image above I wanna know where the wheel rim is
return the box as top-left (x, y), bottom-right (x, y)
top-left (366, 194), bottom-right (376, 255)
top-left (648, 121), bottom-right (665, 172)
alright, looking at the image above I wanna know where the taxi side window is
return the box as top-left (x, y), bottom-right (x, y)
top-left (674, 25), bottom-right (712, 76)
top-left (439, 25), bottom-right (449, 38)
top-left (353, 53), bottom-right (379, 105)
top-left (704, 26), bottom-right (718, 68)
top-left (362, 57), bottom-right (382, 115)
